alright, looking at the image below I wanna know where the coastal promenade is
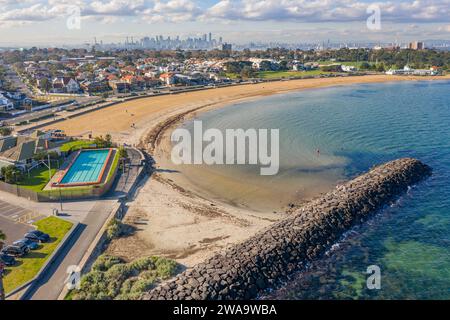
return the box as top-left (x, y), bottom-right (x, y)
top-left (144, 158), bottom-right (432, 300)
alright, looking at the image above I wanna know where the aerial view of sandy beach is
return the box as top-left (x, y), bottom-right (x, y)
top-left (42, 74), bottom-right (450, 268)
top-left (1, 0), bottom-right (450, 315)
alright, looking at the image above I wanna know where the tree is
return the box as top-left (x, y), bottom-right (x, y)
top-left (1, 165), bottom-right (23, 184)
top-left (240, 66), bottom-right (256, 79)
top-left (118, 146), bottom-right (128, 159)
top-left (105, 134), bottom-right (112, 147)
top-left (359, 62), bottom-right (372, 70)
top-left (38, 77), bottom-right (51, 92)
top-left (259, 60), bottom-right (274, 71)
top-left (0, 127), bottom-right (12, 137)
top-left (93, 135), bottom-right (113, 148)
top-left (376, 63), bottom-right (386, 72)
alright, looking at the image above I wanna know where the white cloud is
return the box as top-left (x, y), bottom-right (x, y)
top-left (205, 0), bottom-right (450, 23)
top-left (141, 0), bottom-right (202, 23)
top-left (0, 0), bottom-right (449, 29)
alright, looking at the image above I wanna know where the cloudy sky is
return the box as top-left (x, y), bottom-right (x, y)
top-left (0, 0), bottom-right (449, 46)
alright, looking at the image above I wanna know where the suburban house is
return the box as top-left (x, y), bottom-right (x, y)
top-left (0, 130), bottom-right (60, 173)
top-left (0, 93), bottom-right (14, 111)
top-left (109, 80), bottom-right (131, 93)
top-left (80, 80), bottom-right (110, 94)
top-left (159, 73), bottom-right (176, 86)
top-left (52, 77), bottom-right (80, 93)
top-left (249, 58), bottom-right (279, 70)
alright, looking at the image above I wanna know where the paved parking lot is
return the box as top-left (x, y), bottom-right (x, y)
top-left (0, 200), bottom-right (39, 244)
top-left (0, 216), bottom-right (32, 245)
top-left (0, 200), bottom-right (42, 224)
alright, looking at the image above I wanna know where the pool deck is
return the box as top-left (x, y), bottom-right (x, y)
top-left (53, 149), bottom-right (113, 187)
top-left (43, 148), bottom-right (117, 191)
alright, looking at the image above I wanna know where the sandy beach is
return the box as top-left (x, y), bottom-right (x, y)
top-left (44, 74), bottom-right (450, 267)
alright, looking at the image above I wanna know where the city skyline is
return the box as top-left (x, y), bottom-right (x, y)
top-left (0, 0), bottom-right (449, 47)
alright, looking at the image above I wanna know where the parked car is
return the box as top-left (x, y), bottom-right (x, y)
top-left (0, 253), bottom-right (16, 266)
top-left (14, 238), bottom-right (39, 250)
top-left (1, 243), bottom-right (30, 257)
top-left (24, 230), bottom-right (50, 243)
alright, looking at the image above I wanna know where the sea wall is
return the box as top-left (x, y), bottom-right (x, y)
top-left (143, 158), bottom-right (432, 300)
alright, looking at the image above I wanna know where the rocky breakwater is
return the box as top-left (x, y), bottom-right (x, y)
top-left (143, 158), bottom-right (432, 300)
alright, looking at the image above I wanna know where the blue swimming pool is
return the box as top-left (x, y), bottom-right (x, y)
top-left (60, 149), bottom-right (111, 185)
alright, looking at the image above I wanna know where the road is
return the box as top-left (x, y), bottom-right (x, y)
top-left (21, 199), bottom-right (116, 300)
top-left (4, 65), bottom-right (34, 97)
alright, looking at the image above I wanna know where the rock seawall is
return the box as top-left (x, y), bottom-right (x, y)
top-left (143, 158), bottom-right (432, 300)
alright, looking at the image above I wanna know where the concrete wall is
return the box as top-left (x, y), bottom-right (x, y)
top-left (143, 158), bottom-right (431, 300)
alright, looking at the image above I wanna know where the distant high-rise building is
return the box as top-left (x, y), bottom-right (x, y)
top-left (409, 41), bottom-right (424, 50)
top-left (221, 43), bottom-right (232, 51)
top-left (209, 33), bottom-right (212, 42)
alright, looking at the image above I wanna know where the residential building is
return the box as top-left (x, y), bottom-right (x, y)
top-left (0, 93), bottom-right (14, 111)
top-left (0, 131), bottom-right (59, 172)
top-left (159, 73), bottom-right (176, 86)
top-left (409, 41), bottom-right (425, 50)
top-left (341, 65), bottom-right (357, 72)
top-left (386, 65), bottom-right (439, 76)
top-left (52, 77), bottom-right (80, 93)
top-left (80, 80), bottom-right (110, 93)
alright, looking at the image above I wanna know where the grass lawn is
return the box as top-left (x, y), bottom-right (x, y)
top-left (257, 70), bottom-right (329, 79)
top-left (18, 165), bottom-right (58, 192)
top-left (317, 60), bottom-right (375, 68)
top-left (60, 140), bottom-right (95, 153)
top-left (225, 73), bottom-right (241, 79)
top-left (2, 216), bottom-right (73, 294)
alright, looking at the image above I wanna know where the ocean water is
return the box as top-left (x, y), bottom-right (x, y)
top-left (186, 80), bottom-right (450, 299)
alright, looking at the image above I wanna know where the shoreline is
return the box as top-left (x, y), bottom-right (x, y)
top-left (44, 74), bottom-right (450, 267)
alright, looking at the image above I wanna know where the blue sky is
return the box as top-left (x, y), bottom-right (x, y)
top-left (0, 0), bottom-right (449, 46)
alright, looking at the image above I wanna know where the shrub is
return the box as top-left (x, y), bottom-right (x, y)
top-left (130, 278), bottom-right (155, 293)
top-left (106, 219), bottom-right (125, 241)
top-left (155, 257), bottom-right (179, 279)
top-left (71, 255), bottom-right (179, 300)
top-left (127, 257), bottom-right (155, 273)
top-left (0, 126), bottom-right (12, 136)
top-left (104, 263), bottom-right (136, 281)
top-left (92, 254), bottom-right (124, 272)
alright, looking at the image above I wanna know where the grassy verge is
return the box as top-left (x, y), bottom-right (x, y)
top-left (60, 140), bottom-right (95, 153)
top-left (3, 216), bottom-right (73, 294)
top-left (18, 166), bottom-right (58, 192)
top-left (104, 150), bottom-right (120, 185)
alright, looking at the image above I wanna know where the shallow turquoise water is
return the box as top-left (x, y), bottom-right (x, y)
top-left (192, 80), bottom-right (450, 299)
top-left (61, 149), bottom-right (109, 184)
